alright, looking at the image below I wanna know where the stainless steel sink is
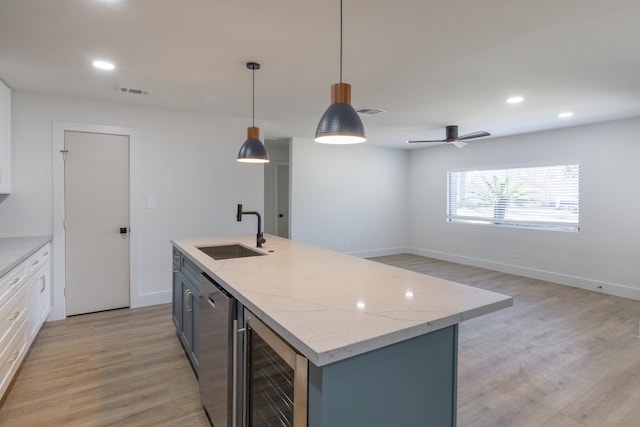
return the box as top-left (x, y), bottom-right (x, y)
top-left (197, 244), bottom-right (265, 260)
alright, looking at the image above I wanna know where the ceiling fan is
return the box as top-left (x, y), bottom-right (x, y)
top-left (408, 125), bottom-right (491, 148)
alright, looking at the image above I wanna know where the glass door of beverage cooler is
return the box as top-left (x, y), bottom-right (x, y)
top-left (243, 308), bottom-right (308, 427)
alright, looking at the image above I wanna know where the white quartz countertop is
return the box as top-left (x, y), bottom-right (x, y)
top-left (173, 235), bottom-right (512, 367)
top-left (0, 235), bottom-right (52, 277)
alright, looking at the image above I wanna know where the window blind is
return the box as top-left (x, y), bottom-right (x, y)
top-left (447, 164), bottom-right (580, 232)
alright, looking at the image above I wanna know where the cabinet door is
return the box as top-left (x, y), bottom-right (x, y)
top-left (172, 269), bottom-right (183, 330)
top-left (26, 261), bottom-right (51, 346)
top-left (171, 248), bottom-right (200, 373)
top-left (179, 276), bottom-right (199, 372)
top-left (191, 282), bottom-right (200, 370)
top-left (38, 262), bottom-right (51, 325)
top-left (26, 273), bottom-right (40, 345)
top-left (180, 276), bottom-right (193, 350)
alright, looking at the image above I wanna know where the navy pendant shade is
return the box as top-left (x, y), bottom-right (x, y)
top-left (315, 83), bottom-right (366, 144)
top-left (314, 0), bottom-right (366, 145)
top-left (238, 126), bottom-right (269, 163)
top-left (237, 62), bottom-right (269, 163)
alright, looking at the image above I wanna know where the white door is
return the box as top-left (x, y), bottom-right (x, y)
top-left (277, 164), bottom-right (290, 238)
top-left (64, 131), bottom-right (130, 316)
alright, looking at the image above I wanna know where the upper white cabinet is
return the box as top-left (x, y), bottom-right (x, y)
top-left (0, 79), bottom-right (11, 194)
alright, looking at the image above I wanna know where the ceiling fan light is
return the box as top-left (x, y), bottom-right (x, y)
top-left (452, 140), bottom-right (468, 148)
top-left (237, 126), bottom-right (269, 163)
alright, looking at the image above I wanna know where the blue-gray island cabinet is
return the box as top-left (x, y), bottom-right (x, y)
top-left (307, 326), bottom-right (458, 426)
top-left (172, 235), bottom-right (512, 426)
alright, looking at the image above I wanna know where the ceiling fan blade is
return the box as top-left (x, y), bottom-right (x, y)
top-left (457, 131), bottom-right (490, 141)
top-left (451, 140), bottom-right (468, 148)
top-left (407, 139), bottom-right (446, 144)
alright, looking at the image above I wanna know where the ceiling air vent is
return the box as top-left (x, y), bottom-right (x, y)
top-left (119, 87), bottom-right (150, 96)
top-left (355, 106), bottom-right (386, 116)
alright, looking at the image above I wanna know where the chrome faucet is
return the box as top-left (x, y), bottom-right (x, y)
top-left (236, 204), bottom-right (266, 248)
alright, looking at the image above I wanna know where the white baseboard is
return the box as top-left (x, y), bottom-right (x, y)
top-left (347, 246), bottom-right (410, 259)
top-left (409, 247), bottom-right (640, 301)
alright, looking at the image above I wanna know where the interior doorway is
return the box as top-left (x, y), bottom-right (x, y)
top-left (264, 139), bottom-right (291, 238)
top-left (63, 131), bottom-right (130, 316)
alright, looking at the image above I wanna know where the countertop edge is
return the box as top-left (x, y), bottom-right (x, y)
top-left (0, 235), bottom-right (52, 277)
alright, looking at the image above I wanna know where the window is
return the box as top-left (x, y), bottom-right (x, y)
top-left (447, 164), bottom-right (580, 232)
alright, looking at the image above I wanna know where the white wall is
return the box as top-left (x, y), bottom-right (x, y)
top-left (408, 117), bottom-right (640, 299)
top-left (0, 91), bottom-right (264, 318)
top-left (3, 90), bottom-right (639, 315)
top-left (290, 137), bottom-right (409, 257)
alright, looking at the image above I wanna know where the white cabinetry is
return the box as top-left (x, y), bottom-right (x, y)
top-left (26, 244), bottom-right (51, 345)
top-left (0, 260), bottom-right (28, 399)
top-left (0, 79), bottom-right (10, 194)
top-left (0, 242), bottom-right (51, 399)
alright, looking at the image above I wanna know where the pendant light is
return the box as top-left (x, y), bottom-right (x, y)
top-left (315, 0), bottom-right (366, 144)
top-left (237, 62), bottom-right (269, 163)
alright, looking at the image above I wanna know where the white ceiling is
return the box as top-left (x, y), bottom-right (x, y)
top-left (1, 0), bottom-right (639, 149)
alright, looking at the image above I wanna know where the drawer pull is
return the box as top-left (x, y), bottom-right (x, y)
top-left (32, 259), bottom-right (40, 266)
top-left (173, 267), bottom-right (179, 273)
top-left (8, 311), bottom-right (20, 321)
top-left (10, 277), bottom-right (20, 286)
top-left (173, 253), bottom-right (180, 258)
top-left (185, 289), bottom-right (193, 312)
top-left (43, 251), bottom-right (49, 256)
top-left (7, 351), bottom-right (20, 363)
top-left (40, 275), bottom-right (46, 293)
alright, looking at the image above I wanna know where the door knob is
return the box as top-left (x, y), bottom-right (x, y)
top-left (279, 214), bottom-right (284, 218)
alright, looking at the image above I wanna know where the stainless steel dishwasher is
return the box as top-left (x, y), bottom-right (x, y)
top-left (199, 273), bottom-right (237, 427)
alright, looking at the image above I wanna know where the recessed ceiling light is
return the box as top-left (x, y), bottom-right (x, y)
top-left (92, 60), bottom-right (115, 70)
top-left (507, 96), bottom-right (524, 104)
top-left (558, 112), bottom-right (574, 118)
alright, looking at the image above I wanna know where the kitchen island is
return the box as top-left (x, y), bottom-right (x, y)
top-left (173, 235), bottom-right (512, 426)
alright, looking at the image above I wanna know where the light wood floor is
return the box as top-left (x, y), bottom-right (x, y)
top-left (1, 254), bottom-right (640, 426)
top-left (0, 305), bottom-right (209, 427)
top-left (371, 254), bottom-right (640, 427)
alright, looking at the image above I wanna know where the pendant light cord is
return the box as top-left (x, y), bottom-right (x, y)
top-left (252, 68), bottom-right (255, 127)
top-left (339, 0), bottom-right (343, 83)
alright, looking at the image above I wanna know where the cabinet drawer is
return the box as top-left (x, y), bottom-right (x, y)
top-left (0, 320), bottom-right (27, 399)
top-left (26, 243), bottom-right (51, 277)
top-left (180, 255), bottom-right (201, 288)
top-left (0, 263), bottom-right (28, 308)
top-left (0, 285), bottom-right (27, 347)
